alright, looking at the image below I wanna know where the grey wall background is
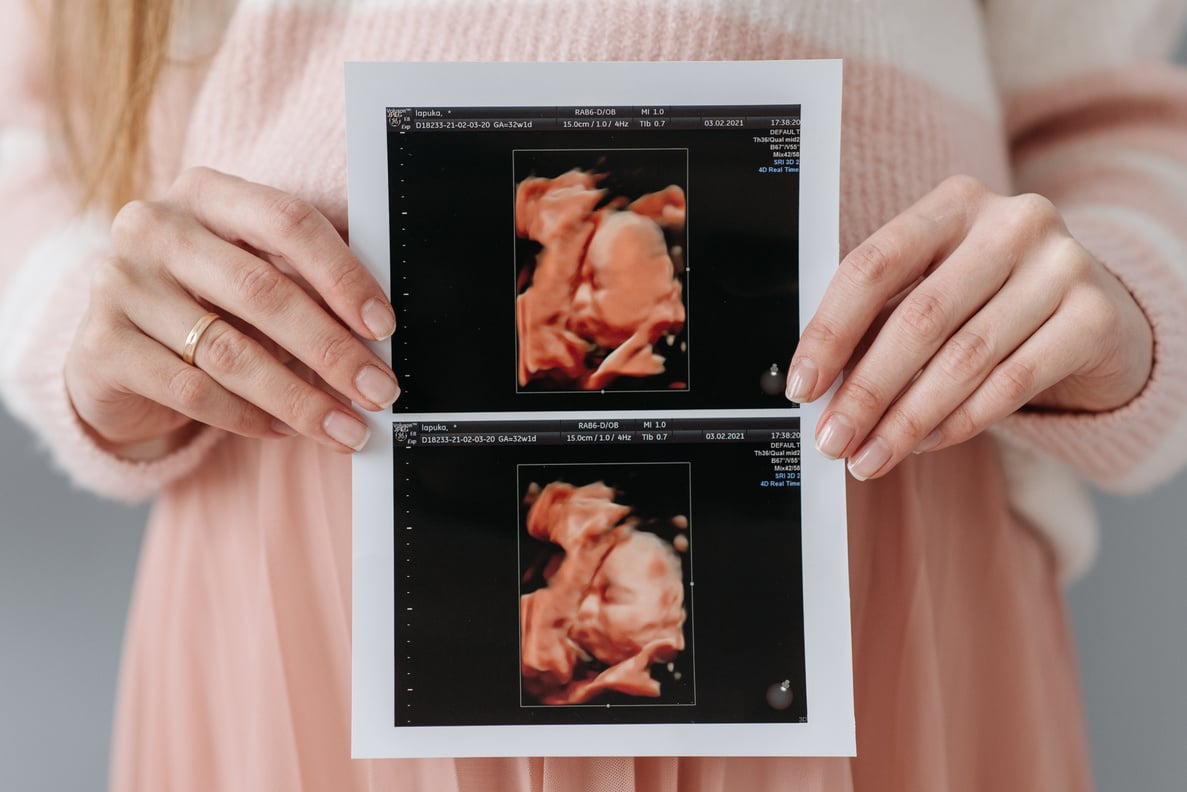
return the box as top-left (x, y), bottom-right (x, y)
top-left (0, 417), bottom-right (146, 791)
top-left (4, 40), bottom-right (1187, 792)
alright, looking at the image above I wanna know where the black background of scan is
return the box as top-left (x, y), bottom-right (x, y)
top-left (511, 148), bottom-right (691, 393)
top-left (392, 436), bottom-right (807, 727)
top-left (517, 461), bottom-right (696, 707)
top-left (386, 111), bottom-right (800, 412)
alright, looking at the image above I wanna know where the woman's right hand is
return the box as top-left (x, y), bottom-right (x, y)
top-left (64, 167), bottom-right (400, 459)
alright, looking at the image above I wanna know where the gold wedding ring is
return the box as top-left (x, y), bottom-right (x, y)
top-left (181, 312), bottom-right (221, 366)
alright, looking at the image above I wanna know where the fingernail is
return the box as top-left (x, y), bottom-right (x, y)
top-left (362, 298), bottom-right (396, 341)
top-left (355, 365), bottom-right (400, 408)
top-left (848, 437), bottom-right (892, 481)
top-left (323, 411), bottom-right (370, 451)
top-left (913, 429), bottom-right (943, 454)
top-left (816, 414), bottom-right (855, 460)
top-left (785, 358), bottom-right (818, 403)
top-left (270, 419), bottom-right (297, 437)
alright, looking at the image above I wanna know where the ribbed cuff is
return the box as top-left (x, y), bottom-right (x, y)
top-left (2, 230), bottom-right (225, 504)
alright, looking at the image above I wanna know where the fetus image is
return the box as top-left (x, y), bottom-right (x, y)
top-left (514, 157), bottom-right (688, 391)
top-left (519, 478), bottom-right (691, 705)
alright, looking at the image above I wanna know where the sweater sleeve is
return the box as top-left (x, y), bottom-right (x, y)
top-left (985, 0), bottom-right (1187, 493)
top-left (0, 0), bottom-right (224, 503)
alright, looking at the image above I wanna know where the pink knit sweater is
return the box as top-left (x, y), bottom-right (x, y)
top-left (5, 0), bottom-right (1187, 574)
top-left (2, 1), bottom-right (1187, 789)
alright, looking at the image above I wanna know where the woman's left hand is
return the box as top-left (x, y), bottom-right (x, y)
top-left (785, 175), bottom-right (1154, 481)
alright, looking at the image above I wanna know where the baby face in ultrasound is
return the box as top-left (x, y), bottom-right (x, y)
top-left (520, 480), bottom-right (688, 705)
top-left (514, 169), bottom-right (687, 390)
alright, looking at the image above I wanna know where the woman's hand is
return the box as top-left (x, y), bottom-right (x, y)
top-left (785, 175), bottom-right (1154, 480)
top-left (65, 167), bottom-right (399, 458)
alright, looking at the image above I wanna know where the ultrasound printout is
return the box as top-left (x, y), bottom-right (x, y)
top-left (347, 60), bottom-right (851, 758)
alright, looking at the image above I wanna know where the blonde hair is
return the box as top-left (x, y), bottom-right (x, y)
top-left (49, 0), bottom-right (176, 214)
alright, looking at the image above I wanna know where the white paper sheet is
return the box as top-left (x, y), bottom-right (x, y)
top-left (347, 60), bottom-right (852, 758)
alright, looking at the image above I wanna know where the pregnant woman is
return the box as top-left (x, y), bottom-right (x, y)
top-left (3, 0), bottom-right (1187, 790)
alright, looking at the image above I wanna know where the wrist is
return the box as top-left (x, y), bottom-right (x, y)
top-left (65, 366), bottom-right (201, 462)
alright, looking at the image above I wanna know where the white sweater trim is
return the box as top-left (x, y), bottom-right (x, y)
top-left (985, 0), bottom-right (1187, 90)
top-left (0, 214), bottom-right (108, 426)
top-left (995, 434), bottom-right (1099, 584)
top-left (0, 127), bottom-right (47, 173)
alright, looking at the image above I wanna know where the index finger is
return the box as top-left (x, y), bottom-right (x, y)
top-left (170, 167), bottom-right (396, 342)
top-left (785, 177), bottom-right (981, 403)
